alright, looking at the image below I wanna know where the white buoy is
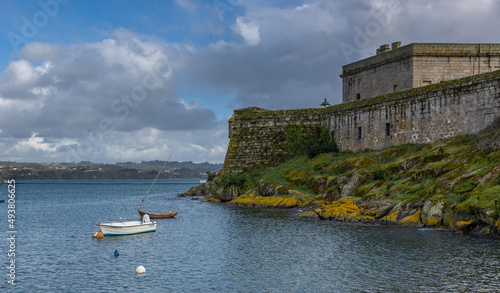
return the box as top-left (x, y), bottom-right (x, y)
top-left (136, 266), bottom-right (146, 274)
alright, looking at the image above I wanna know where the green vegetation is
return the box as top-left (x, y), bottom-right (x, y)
top-left (203, 118), bottom-right (500, 236)
top-left (284, 124), bottom-right (338, 158)
top-left (206, 171), bottom-right (217, 182)
top-left (0, 160), bottom-right (222, 180)
top-left (212, 130), bottom-right (500, 221)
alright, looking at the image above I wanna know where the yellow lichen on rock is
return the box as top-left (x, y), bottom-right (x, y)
top-left (230, 193), bottom-right (256, 206)
top-left (381, 210), bottom-right (400, 223)
top-left (398, 211), bottom-right (422, 226)
top-left (278, 197), bottom-right (300, 208)
top-left (230, 193), bottom-right (301, 208)
top-left (423, 216), bottom-right (442, 227)
top-left (201, 197), bottom-right (222, 203)
top-left (480, 226), bottom-right (491, 235)
top-left (316, 197), bottom-right (374, 222)
top-left (456, 219), bottom-right (474, 230)
top-left (297, 211), bottom-right (320, 219)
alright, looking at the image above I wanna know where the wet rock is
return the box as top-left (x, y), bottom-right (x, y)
top-left (365, 198), bottom-right (395, 218)
top-left (258, 179), bottom-right (288, 197)
top-left (178, 183), bottom-right (209, 197)
top-left (447, 210), bottom-right (479, 232)
top-left (380, 202), bottom-right (403, 224)
top-left (315, 197), bottom-right (375, 223)
top-left (230, 193), bottom-right (300, 208)
top-left (297, 211), bottom-right (320, 220)
top-left (421, 200), bottom-right (445, 227)
top-left (201, 196), bottom-right (221, 203)
top-left (397, 210), bottom-right (423, 227)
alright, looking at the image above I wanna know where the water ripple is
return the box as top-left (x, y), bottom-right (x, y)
top-left (2, 181), bottom-right (499, 292)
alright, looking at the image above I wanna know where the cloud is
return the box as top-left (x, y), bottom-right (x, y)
top-left (182, 0), bottom-right (500, 112)
top-left (2, 0), bottom-right (500, 163)
top-left (0, 29), bottom-right (222, 162)
top-left (234, 17), bottom-right (260, 46)
top-left (174, 0), bottom-right (198, 11)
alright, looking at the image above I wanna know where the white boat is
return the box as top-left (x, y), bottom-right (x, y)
top-left (97, 220), bottom-right (157, 236)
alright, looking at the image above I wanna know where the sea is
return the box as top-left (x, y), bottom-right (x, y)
top-left (1, 179), bottom-right (499, 292)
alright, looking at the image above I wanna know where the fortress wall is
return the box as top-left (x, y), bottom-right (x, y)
top-left (341, 43), bottom-right (500, 103)
top-left (332, 72), bottom-right (500, 152)
top-left (342, 56), bottom-right (413, 103)
top-left (222, 108), bottom-right (323, 173)
top-left (223, 70), bottom-right (500, 173)
top-left (412, 55), bottom-right (500, 86)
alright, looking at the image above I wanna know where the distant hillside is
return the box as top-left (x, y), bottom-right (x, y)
top-left (0, 160), bottom-right (222, 180)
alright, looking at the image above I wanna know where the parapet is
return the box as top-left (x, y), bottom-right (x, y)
top-left (341, 43), bottom-right (500, 77)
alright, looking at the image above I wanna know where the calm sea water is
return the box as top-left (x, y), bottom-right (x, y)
top-left (1, 179), bottom-right (499, 292)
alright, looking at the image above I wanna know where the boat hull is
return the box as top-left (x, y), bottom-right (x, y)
top-left (98, 221), bottom-right (157, 236)
top-left (139, 210), bottom-right (178, 219)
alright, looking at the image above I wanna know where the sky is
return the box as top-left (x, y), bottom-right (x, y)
top-left (0, 0), bottom-right (499, 164)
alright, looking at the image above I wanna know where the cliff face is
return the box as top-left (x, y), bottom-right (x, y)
top-left (198, 133), bottom-right (500, 237)
top-left (223, 70), bottom-right (500, 173)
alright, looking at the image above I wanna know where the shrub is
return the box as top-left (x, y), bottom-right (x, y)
top-left (220, 172), bottom-right (247, 189)
top-left (285, 124), bottom-right (338, 159)
top-left (372, 170), bottom-right (386, 180)
top-left (206, 171), bottom-right (217, 182)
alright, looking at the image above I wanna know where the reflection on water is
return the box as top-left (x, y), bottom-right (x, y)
top-left (1, 180), bottom-right (498, 292)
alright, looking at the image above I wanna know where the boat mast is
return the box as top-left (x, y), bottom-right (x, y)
top-left (138, 155), bottom-right (171, 211)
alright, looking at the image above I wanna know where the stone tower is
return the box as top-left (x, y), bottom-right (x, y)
top-left (340, 42), bottom-right (500, 103)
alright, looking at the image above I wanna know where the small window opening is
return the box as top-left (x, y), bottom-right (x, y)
top-left (357, 127), bottom-right (362, 140)
top-left (422, 80), bottom-right (432, 86)
top-left (386, 123), bottom-right (391, 136)
top-left (393, 84), bottom-right (398, 92)
top-left (356, 93), bottom-right (361, 100)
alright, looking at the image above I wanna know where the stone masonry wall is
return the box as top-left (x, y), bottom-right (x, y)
top-left (223, 70), bottom-right (500, 173)
top-left (332, 70), bottom-right (500, 152)
top-left (222, 107), bottom-right (323, 173)
top-left (341, 43), bottom-right (500, 103)
top-left (413, 55), bottom-right (500, 87)
top-left (342, 56), bottom-right (413, 103)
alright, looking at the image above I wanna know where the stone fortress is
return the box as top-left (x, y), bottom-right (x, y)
top-left (223, 43), bottom-right (500, 173)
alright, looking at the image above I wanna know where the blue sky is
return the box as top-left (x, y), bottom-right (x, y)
top-left (0, 0), bottom-right (499, 163)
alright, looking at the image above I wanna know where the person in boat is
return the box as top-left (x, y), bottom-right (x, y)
top-left (142, 213), bottom-right (151, 224)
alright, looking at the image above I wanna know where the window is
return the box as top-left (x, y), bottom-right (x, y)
top-left (358, 127), bottom-right (362, 140)
top-left (386, 123), bottom-right (391, 136)
top-left (393, 84), bottom-right (398, 92)
top-left (356, 93), bottom-right (361, 100)
top-left (422, 80), bottom-right (432, 86)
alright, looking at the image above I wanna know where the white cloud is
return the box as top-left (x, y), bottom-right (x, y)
top-left (174, 0), bottom-right (197, 11)
top-left (0, 29), bottom-right (222, 163)
top-left (2, 0), bottom-right (500, 164)
top-left (234, 17), bottom-right (260, 46)
top-left (3, 60), bottom-right (39, 89)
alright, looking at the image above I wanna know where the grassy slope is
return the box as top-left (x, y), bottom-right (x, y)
top-left (201, 134), bottom-right (500, 237)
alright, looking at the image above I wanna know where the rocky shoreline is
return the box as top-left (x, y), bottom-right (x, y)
top-left (179, 179), bottom-right (500, 238)
top-left (179, 133), bottom-right (500, 239)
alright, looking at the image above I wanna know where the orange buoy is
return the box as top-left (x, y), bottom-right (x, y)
top-left (92, 231), bottom-right (104, 239)
top-left (119, 218), bottom-right (123, 221)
